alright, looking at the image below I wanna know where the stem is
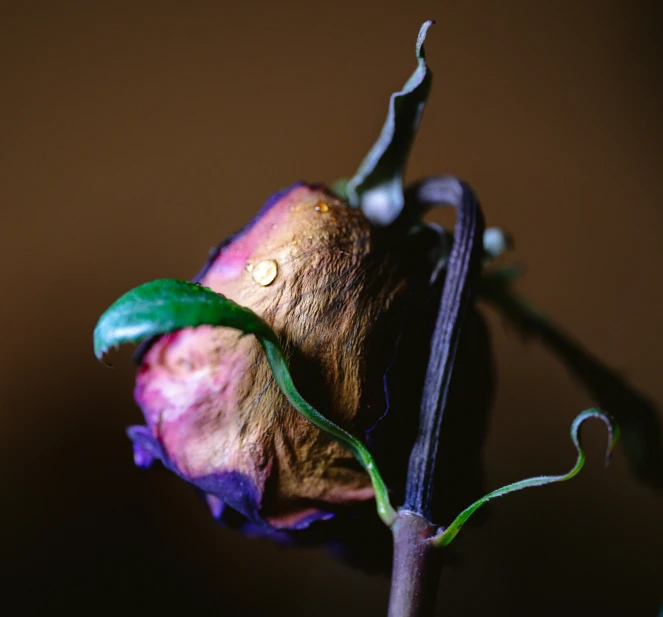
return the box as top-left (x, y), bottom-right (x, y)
top-left (388, 511), bottom-right (442, 617)
top-left (387, 177), bottom-right (484, 616)
top-left (403, 177), bottom-right (485, 518)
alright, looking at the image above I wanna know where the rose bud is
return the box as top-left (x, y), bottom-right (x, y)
top-left (94, 24), bottom-right (659, 595)
top-left (127, 182), bottom-right (493, 543)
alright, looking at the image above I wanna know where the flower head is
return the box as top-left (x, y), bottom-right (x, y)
top-left (129, 183), bottom-right (442, 532)
top-left (94, 20), bottom-right (660, 576)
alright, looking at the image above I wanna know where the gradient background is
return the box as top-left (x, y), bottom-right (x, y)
top-left (2, 2), bottom-right (662, 615)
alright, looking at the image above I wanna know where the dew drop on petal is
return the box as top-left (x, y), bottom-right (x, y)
top-left (314, 201), bottom-right (329, 213)
top-left (251, 259), bottom-right (278, 286)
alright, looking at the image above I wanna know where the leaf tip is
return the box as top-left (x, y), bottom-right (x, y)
top-left (93, 324), bottom-right (108, 361)
top-left (93, 336), bottom-right (115, 367)
top-left (416, 20), bottom-right (435, 59)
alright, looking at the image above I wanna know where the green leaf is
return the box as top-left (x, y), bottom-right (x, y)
top-left (432, 409), bottom-right (619, 547)
top-left (479, 267), bottom-right (663, 491)
top-left (94, 279), bottom-right (397, 526)
top-left (346, 20), bottom-right (434, 226)
top-left (93, 279), bottom-right (272, 359)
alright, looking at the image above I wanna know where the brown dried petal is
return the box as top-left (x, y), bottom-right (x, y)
top-left (135, 184), bottom-right (416, 528)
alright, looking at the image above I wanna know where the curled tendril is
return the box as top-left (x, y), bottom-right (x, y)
top-left (432, 409), bottom-right (619, 547)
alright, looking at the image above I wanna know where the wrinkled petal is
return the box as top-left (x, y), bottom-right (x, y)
top-left (132, 184), bottom-right (425, 530)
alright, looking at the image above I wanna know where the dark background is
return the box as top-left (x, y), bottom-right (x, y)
top-left (2, 2), bottom-right (662, 615)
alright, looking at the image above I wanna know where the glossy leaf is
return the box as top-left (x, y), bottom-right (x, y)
top-left (433, 409), bottom-right (619, 547)
top-left (346, 20), bottom-right (434, 226)
top-left (94, 279), bottom-right (273, 359)
top-left (94, 279), bottom-right (397, 526)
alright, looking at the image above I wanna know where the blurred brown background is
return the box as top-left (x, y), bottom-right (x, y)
top-left (2, 1), bottom-right (661, 615)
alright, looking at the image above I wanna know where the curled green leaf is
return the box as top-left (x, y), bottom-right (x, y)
top-left (432, 409), bottom-right (619, 548)
top-left (94, 279), bottom-right (397, 526)
top-left (93, 279), bottom-right (271, 359)
top-left (346, 20), bottom-right (434, 226)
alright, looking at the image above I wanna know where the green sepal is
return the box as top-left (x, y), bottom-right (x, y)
top-left (433, 409), bottom-right (619, 547)
top-left (331, 178), bottom-right (349, 201)
top-left (346, 20), bottom-right (434, 226)
top-left (93, 279), bottom-right (397, 526)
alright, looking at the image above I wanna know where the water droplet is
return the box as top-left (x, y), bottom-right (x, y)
top-left (314, 201), bottom-right (329, 213)
top-left (251, 259), bottom-right (278, 286)
top-left (291, 238), bottom-right (298, 245)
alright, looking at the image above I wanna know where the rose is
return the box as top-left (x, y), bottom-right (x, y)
top-left (93, 23), bottom-right (659, 582)
top-left (127, 182), bottom-right (492, 538)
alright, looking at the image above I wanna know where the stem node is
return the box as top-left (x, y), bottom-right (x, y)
top-left (388, 510), bottom-right (442, 617)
